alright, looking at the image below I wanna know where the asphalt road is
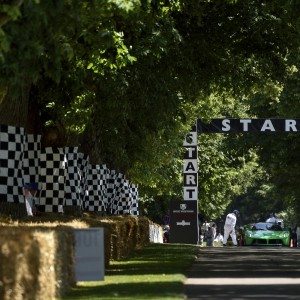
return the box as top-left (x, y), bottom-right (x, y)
top-left (184, 247), bottom-right (300, 300)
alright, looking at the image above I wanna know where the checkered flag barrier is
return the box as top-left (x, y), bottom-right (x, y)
top-left (106, 171), bottom-right (140, 215)
top-left (77, 152), bottom-right (89, 209)
top-left (117, 180), bottom-right (140, 215)
top-left (0, 124), bottom-right (140, 215)
top-left (130, 184), bottom-right (139, 216)
top-left (64, 147), bottom-right (81, 207)
top-left (22, 134), bottom-right (41, 188)
top-left (99, 164), bottom-right (109, 210)
top-left (111, 173), bottom-right (130, 215)
top-left (107, 170), bottom-right (123, 215)
top-left (0, 125), bottom-right (25, 203)
top-left (38, 147), bottom-right (66, 212)
top-left (106, 169), bottom-right (116, 213)
top-left (83, 164), bottom-right (107, 212)
top-left (117, 179), bottom-right (132, 215)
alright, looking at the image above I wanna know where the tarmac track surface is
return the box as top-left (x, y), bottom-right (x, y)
top-left (184, 247), bottom-right (300, 300)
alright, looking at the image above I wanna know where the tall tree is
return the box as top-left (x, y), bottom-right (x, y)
top-left (0, 0), bottom-right (299, 219)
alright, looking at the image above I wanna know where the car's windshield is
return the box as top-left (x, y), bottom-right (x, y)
top-left (251, 222), bottom-right (283, 231)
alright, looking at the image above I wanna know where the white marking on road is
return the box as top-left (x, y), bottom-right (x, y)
top-left (185, 277), bottom-right (300, 285)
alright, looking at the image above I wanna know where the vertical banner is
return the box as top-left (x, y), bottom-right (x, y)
top-left (168, 123), bottom-right (199, 244)
top-left (183, 124), bottom-right (198, 201)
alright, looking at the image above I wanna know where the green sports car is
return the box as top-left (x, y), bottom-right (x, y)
top-left (242, 222), bottom-right (290, 246)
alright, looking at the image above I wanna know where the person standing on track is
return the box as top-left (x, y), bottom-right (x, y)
top-left (206, 223), bottom-right (217, 247)
top-left (223, 210), bottom-right (239, 246)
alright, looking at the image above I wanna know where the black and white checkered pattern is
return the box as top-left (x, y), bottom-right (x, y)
top-left (83, 164), bottom-right (107, 212)
top-left (106, 170), bottom-right (140, 215)
top-left (38, 147), bottom-right (66, 212)
top-left (99, 164), bottom-right (109, 210)
top-left (110, 173), bottom-right (126, 215)
top-left (106, 169), bottom-right (116, 213)
top-left (106, 171), bottom-right (119, 214)
top-left (64, 147), bottom-right (81, 207)
top-left (22, 134), bottom-right (41, 188)
top-left (116, 179), bottom-right (131, 215)
top-left (0, 125), bottom-right (140, 216)
top-left (130, 184), bottom-right (139, 215)
top-left (77, 152), bottom-right (89, 208)
top-left (0, 125), bottom-right (25, 203)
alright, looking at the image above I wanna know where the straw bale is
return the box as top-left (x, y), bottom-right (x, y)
top-left (0, 213), bottom-right (152, 300)
top-left (99, 216), bottom-right (150, 261)
top-left (0, 226), bottom-right (75, 300)
top-left (54, 227), bottom-right (75, 295)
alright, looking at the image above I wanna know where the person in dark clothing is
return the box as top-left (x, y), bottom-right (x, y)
top-left (291, 227), bottom-right (297, 247)
top-left (206, 223), bottom-right (217, 247)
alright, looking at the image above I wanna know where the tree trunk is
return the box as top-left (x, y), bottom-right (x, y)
top-left (0, 83), bottom-right (41, 219)
top-left (0, 84), bottom-right (29, 129)
top-left (0, 83), bottom-right (42, 134)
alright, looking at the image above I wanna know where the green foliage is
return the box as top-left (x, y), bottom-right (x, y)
top-left (0, 0), bottom-right (299, 221)
top-left (241, 56), bottom-right (300, 221)
top-left (198, 134), bottom-right (265, 219)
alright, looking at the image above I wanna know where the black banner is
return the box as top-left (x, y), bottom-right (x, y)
top-left (198, 119), bottom-right (300, 133)
top-left (169, 200), bottom-right (198, 244)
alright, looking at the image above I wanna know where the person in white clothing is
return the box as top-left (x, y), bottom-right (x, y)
top-left (266, 213), bottom-right (284, 228)
top-left (215, 233), bottom-right (224, 243)
top-left (223, 210), bottom-right (239, 246)
top-left (23, 183), bottom-right (38, 216)
top-left (266, 213), bottom-right (277, 223)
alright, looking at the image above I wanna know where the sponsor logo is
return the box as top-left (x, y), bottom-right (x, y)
top-left (176, 220), bottom-right (191, 226)
top-left (180, 204), bottom-right (187, 210)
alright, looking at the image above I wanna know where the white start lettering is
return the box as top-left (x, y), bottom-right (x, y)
top-left (186, 147), bottom-right (196, 158)
top-left (184, 161), bottom-right (197, 173)
top-left (285, 119), bottom-right (297, 132)
top-left (222, 119), bottom-right (231, 131)
top-left (199, 118), bottom-right (300, 133)
top-left (261, 119), bottom-right (276, 131)
top-left (240, 119), bottom-right (252, 131)
top-left (186, 174), bottom-right (196, 185)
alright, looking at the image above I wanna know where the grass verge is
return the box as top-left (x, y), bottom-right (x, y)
top-left (62, 243), bottom-right (198, 300)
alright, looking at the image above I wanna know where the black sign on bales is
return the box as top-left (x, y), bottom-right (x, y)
top-left (169, 200), bottom-right (198, 244)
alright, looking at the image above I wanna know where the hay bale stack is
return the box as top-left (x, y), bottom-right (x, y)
top-left (79, 215), bottom-right (150, 262)
top-left (0, 226), bottom-right (75, 300)
top-left (0, 214), bottom-right (151, 300)
top-left (100, 216), bottom-right (150, 261)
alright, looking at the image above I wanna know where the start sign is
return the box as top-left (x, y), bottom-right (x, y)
top-left (198, 118), bottom-right (300, 133)
top-left (178, 118), bottom-right (300, 245)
